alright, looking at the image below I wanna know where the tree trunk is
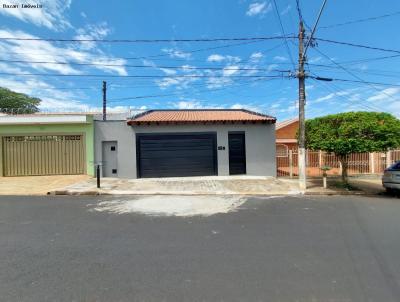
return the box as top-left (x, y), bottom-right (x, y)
top-left (338, 154), bottom-right (349, 184)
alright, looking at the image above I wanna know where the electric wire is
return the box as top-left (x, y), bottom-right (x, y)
top-left (272, 0), bottom-right (296, 69)
top-left (319, 11), bottom-right (400, 29)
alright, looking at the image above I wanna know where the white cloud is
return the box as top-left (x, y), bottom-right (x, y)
top-left (367, 87), bottom-right (400, 102)
top-left (74, 22), bottom-right (112, 51)
top-left (273, 56), bottom-right (288, 62)
top-left (162, 48), bottom-right (191, 59)
top-left (357, 64), bottom-right (368, 71)
top-left (246, 2), bottom-right (272, 17)
top-left (156, 74), bottom-right (200, 90)
top-left (386, 100), bottom-right (400, 116)
top-left (250, 52), bottom-right (263, 62)
top-left (308, 56), bottom-right (322, 64)
top-left (348, 93), bottom-right (361, 102)
top-left (267, 64), bottom-right (279, 72)
top-left (230, 103), bottom-right (262, 112)
top-left (226, 55), bottom-right (241, 63)
top-left (0, 76), bottom-right (91, 112)
top-left (313, 93), bottom-right (335, 103)
top-left (180, 65), bottom-right (194, 72)
top-left (173, 100), bottom-right (204, 109)
top-left (222, 65), bottom-right (240, 77)
top-left (0, 28), bottom-right (127, 75)
top-left (160, 68), bottom-right (177, 75)
top-left (207, 54), bottom-right (225, 62)
top-left (142, 59), bottom-right (157, 68)
top-left (0, 62), bottom-right (25, 74)
top-left (206, 77), bottom-right (233, 89)
top-left (85, 56), bottom-right (127, 76)
top-left (0, 0), bottom-right (72, 31)
top-left (280, 5), bottom-right (291, 15)
top-left (207, 54), bottom-right (241, 63)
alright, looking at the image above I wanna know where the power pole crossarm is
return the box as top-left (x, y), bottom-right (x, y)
top-left (298, 21), bottom-right (307, 191)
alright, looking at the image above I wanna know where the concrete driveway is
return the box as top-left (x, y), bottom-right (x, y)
top-left (1, 194), bottom-right (400, 301)
top-left (50, 175), bottom-right (302, 196)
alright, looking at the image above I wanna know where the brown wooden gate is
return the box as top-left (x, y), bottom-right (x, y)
top-left (2, 135), bottom-right (85, 176)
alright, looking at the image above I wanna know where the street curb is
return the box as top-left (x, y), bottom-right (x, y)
top-left (47, 189), bottom-right (378, 197)
top-left (304, 191), bottom-right (367, 196)
top-left (48, 190), bottom-right (100, 196)
top-left (47, 190), bottom-right (301, 196)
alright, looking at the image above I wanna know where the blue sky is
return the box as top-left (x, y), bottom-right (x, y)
top-left (0, 0), bottom-right (399, 121)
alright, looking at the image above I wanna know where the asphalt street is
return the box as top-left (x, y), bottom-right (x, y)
top-left (0, 194), bottom-right (400, 302)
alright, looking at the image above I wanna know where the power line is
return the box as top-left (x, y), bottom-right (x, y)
top-left (315, 37), bottom-right (400, 54)
top-left (272, 0), bottom-right (296, 69)
top-left (308, 70), bottom-right (382, 112)
top-left (311, 47), bottom-right (400, 103)
top-left (108, 78), bottom-right (279, 102)
top-left (295, 0), bottom-right (313, 30)
top-left (308, 63), bottom-right (400, 78)
top-left (318, 54), bottom-right (400, 67)
top-left (303, 0), bottom-right (328, 56)
top-left (124, 40), bottom-right (284, 61)
top-left (106, 40), bottom-right (271, 62)
top-left (0, 35), bottom-right (296, 43)
top-left (1, 86), bottom-right (96, 90)
top-left (0, 58), bottom-right (291, 73)
top-left (295, 0), bottom-right (304, 22)
top-left (309, 76), bottom-right (383, 112)
top-left (0, 71), bottom-right (289, 79)
top-left (318, 78), bottom-right (400, 87)
top-left (320, 10), bottom-right (400, 29)
top-left (0, 41), bottom-right (286, 66)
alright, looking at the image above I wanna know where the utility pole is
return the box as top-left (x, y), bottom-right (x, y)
top-left (298, 21), bottom-right (307, 191)
top-left (102, 81), bottom-right (107, 121)
top-left (296, 0), bottom-right (327, 191)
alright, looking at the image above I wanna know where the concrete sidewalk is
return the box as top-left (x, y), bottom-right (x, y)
top-left (49, 176), bottom-right (302, 196)
top-left (0, 175), bottom-right (91, 195)
top-left (48, 175), bottom-right (387, 196)
top-left (305, 176), bottom-right (385, 195)
top-left (0, 175), bottom-right (385, 196)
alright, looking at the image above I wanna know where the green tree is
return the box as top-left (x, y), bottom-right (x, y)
top-left (0, 87), bottom-right (41, 114)
top-left (305, 112), bottom-right (400, 183)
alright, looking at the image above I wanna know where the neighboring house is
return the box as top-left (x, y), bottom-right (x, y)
top-left (0, 114), bottom-right (94, 177)
top-left (275, 118), bottom-right (298, 156)
top-left (94, 109), bottom-right (276, 178)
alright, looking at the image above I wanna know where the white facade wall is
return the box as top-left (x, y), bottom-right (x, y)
top-left (95, 121), bottom-right (276, 178)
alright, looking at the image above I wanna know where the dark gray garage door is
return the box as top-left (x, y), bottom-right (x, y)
top-left (136, 133), bottom-right (217, 178)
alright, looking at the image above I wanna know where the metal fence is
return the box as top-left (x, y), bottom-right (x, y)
top-left (277, 149), bottom-right (400, 178)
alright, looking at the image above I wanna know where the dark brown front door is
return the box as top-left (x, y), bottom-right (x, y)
top-left (228, 132), bottom-right (246, 175)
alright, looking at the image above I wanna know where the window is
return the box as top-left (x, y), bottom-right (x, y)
top-left (276, 144), bottom-right (289, 157)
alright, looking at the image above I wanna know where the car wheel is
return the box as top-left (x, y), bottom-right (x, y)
top-left (386, 187), bottom-right (394, 195)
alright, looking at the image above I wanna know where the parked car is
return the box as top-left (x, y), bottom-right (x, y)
top-left (382, 161), bottom-right (400, 193)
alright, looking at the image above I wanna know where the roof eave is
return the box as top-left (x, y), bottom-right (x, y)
top-left (127, 119), bottom-right (276, 125)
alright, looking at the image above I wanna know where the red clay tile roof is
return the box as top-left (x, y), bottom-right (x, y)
top-left (127, 109), bottom-right (276, 125)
